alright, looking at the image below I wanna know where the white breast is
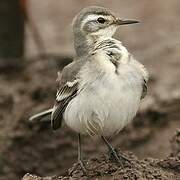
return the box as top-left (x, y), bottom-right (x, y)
top-left (64, 49), bottom-right (146, 137)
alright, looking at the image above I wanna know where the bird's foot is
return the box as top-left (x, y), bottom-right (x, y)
top-left (78, 160), bottom-right (87, 176)
top-left (117, 150), bottom-right (131, 164)
top-left (69, 160), bottom-right (87, 176)
top-left (108, 148), bottom-right (131, 167)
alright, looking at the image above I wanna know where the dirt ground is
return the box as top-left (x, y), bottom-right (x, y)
top-left (22, 129), bottom-right (180, 179)
top-left (0, 0), bottom-right (180, 180)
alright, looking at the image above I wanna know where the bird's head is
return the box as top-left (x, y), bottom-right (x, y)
top-left (73, 6), bottom-right (138, 40)
top-left (72, 6), bottom-right (138, 57)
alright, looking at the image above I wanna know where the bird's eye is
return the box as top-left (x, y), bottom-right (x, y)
top-left (97, 17), bottom-right (106, 24)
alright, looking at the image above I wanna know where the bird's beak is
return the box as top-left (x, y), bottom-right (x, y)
top-left (115, 18), bottom-right (139, 25)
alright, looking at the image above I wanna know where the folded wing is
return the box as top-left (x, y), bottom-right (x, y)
top-left (51, 81), bottom-right (78, 130)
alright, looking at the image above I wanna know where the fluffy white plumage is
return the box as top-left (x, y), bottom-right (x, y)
top-left (64, 39), bottom-right (148, 137)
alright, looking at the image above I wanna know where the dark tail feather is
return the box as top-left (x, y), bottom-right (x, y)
top-left (29, 108), bottom-right (53, 123)
top-left (51, 105), bottom-right (63, 130)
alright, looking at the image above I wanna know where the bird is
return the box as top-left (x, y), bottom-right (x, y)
top-left (29, 6), bottom-right (149, 174)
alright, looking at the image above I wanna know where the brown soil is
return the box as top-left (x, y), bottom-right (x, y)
top-left (22, 145), bottom-right (180, 180)
top-left (22, 130), bottom-right (180, 180)
top-left (0, 0), bottom-right (180, 180)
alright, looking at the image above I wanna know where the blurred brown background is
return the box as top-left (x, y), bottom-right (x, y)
top-left (0, 0), bottom-right (180, 179)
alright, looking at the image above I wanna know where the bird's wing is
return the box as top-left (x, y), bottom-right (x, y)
top-left (139, 62), bottom-right (149, 100)
top-left (51, 80), bottom-right (78, 130)
top-left (51, 60), bottom-right (85, 130)
top-left (141, 79), bottom-right (148, 99)
top-left (129, 55), bottom-right (149, 100)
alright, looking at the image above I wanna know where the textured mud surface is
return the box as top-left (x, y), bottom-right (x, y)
top-left (22, 131), bottom-right (180, 180)
top-left (23, 144), bottom-right (180, 180)
top-left (0, 0), bottom-right (180, 180)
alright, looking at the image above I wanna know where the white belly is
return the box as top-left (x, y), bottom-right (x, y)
top-left (64, 69), bottom-right (143, 137)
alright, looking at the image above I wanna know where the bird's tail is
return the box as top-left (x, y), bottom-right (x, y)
top-left (29, 108), bottom-right (53, 123)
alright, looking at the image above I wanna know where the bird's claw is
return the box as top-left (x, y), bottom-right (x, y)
top-left (78, 160), bottom-right (87, 176)
top-left (108, 148), bottom-right (131, 167)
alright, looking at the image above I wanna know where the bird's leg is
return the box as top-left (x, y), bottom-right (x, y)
top-left (78, 133), bottom-right (87, 175)
top-left (101, 136), bottom-right (123, 166)
top-left (101, 136), bottom-right (130, 166)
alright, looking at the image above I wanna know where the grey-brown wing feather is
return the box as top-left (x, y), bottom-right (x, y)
top-left (141, 79), bottom-right (147, 99)
top-left (51, 60), bottom-right (85, 130)
top-left (51, 82), bottom-right (78, 130)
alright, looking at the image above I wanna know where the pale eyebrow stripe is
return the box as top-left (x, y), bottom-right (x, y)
top-left (80, 14), bottom-right (111, 29)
